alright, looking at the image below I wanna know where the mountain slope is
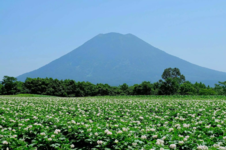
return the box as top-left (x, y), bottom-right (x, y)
top-left (17, 32), bottom-right (226, 86)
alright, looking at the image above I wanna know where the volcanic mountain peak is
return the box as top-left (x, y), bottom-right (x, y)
top-left (17, 33), bottom-right (226, 86)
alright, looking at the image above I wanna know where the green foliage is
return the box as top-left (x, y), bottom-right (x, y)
top-left (193, 82), bottom-right (207, 94)
top-left (133, 81), bottom-right (154, 95)
top-left (199, 89), bottom-right (216, 95)
top-left (158, 68), bottom-right (185, 95)
top-left (96, 83), bottom-right (111, 96)
top-left (0, 68), bottom-right (225, 96)
top-left (1, 96), bottom-right (226, 149)
top-left (2, 76), bottom-right (18, 95)
top-left (161, 67), bottom-right (185, 84)
top-left (214, 81), bottom-right (226, 95)
top-left (179, 81), bottom-right (196, 95)
top-left (0, 94), bottom-right (55, 97)
top-left (0, 83), bottom-right (3, 94)
top-left (120, 83), bottom-right (129, 95)
top-left (159, 78), bottom-right (179, 95)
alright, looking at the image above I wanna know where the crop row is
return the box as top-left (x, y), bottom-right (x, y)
top-left (0, 97), bottom-right (226, 149)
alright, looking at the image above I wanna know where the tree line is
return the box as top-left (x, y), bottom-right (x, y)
top-left (0, 68), bottom-right (225, 96)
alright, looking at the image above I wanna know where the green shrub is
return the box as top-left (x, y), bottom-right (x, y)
top-left (199, 89), bottom-right (216, 95)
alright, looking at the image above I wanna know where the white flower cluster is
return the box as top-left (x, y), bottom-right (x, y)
top-left (2, 141), bottom-right (8, 145)
top-left (40, 132), bottom-right (45, 136)
top-left (2, 96), bottom-right (226, 149)
top-left (156, 139), bottom-right (164, 145)
top-left (97, 140), bottom-right (103, 145)
top-left (183, 124), bottom-right (190, 128)
top-left (169, 128), bottom-right (174, 132)
top-left (54, 129), bottom-right (61, 134)
top-left (141, 135), bottom-right (147, 139)
top-left (170, 144), bottom-right (176, 149)
top-left (70, 144), bottom-right (75, 148)
top-left (117, 130), bottom-right (123, 134)
top-left (104, 129), bottom-right (112, 135)
top-left (197, 145), bottom-right (208, 150)
top-left (34, 123), bottom-right (42, 126)
top-left (122, 127), bottom-right (129, 132)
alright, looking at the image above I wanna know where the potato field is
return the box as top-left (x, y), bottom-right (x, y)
top-left (1, 96), bottom-right (226, 150)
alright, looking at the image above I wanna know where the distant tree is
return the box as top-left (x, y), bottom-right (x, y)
top-left (2, 76), bottom-right (18, 95)
top-left (52, 79), bottom-right (63, 96)
top-left (24, 77), bottom-right (33, 93)
top-left (75, 81), bottom-right (86, 97)
top-left (159, 78), bottom-right (179, 95)
top-left (0, 82), bottom-right (3, 94)
top-left (96, 83), bottom-right (111, 96)
top-left (152, 82), bottom-right (160, 95)
top-left (120, 83), bottom-right (129, 94)
top-left (199, 89), bottom-right (216, 95)
top-left (159, 68), bottom-right (185, 95)
top-left (83, 82), bottom-right (97, 96)
top-left (193, 82), bottom-right (207, 94)
top-left (15, 81), bottom-right (25, 94)
top-left (179, 81), bottom-right (196, 95)
top-left (161, 68), bottom-right (185, 84)
top-left (45, 78), bottom-right (54, 95)
top-left (74, 81), bottom-right (97, 97)
top-left (64, 79), bottom-right (76, 97)
top-left (132, 84), bottom-right (142, 95)
top-left (132, 81), bottom-right (154, 95)
top-left (141, 81), bottom-right (153, 95)
top-left (214, 81), bottom-right (226, 95)
top-left (59, 80), bottom-right (67, 97)
top-left (127, 86), bottom-right (135, 95)
top-left (110, 86), bottom-right (122, 95)
top-left (24, 77), bottom-right (49, 95)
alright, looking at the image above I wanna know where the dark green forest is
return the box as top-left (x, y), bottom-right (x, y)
top-left (0, 68), bottom-right (225, 97)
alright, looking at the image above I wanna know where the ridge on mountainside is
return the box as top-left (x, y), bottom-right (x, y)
top-left (17, 32), bottom-right (226, 86)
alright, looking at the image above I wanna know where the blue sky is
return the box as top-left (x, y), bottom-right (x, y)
top-left (1, 0), bottom-right (226, 80)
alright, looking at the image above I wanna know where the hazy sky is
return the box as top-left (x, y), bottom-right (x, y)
top-left (1, 0), bottom-right (226, 80)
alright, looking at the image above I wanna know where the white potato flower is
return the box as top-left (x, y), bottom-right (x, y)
top-left (115, 139), bottom-right (118, 143)
top-left (139, 116), bottom-right (144, 120)
top-left (179, 141), bottom-right (184, 145)
top-left (97, 140), bottom-right (103, 145)
top-left (156, 139), bottom-right (164, 145)
top-left (197, 145), bottom-right (208, 150)
top-left (3, 141), bottom-right (8, 145)
top-left (141, 135), bottom-right (147, 139)
top-left (117, 130), bottom-right (123, 134)
top-left (40, 132), bottom-right (45, 136)
top-left (54, 129), bottom-right (61, 134)
top-left (170, 144), bottom-right (176, 149)
top-left (132, 143), bottom-right (137, 146)
top-left (150, 128), bottom-right (156, 132)
top-left (70, 144), bottom-right (75, 148)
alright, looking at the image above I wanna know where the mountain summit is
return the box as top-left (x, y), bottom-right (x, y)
top-left (17, 33), bottom-right (226, 86)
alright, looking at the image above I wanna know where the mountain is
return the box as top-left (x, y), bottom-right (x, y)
top-left (17, 32), bottom-right (226, 86)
